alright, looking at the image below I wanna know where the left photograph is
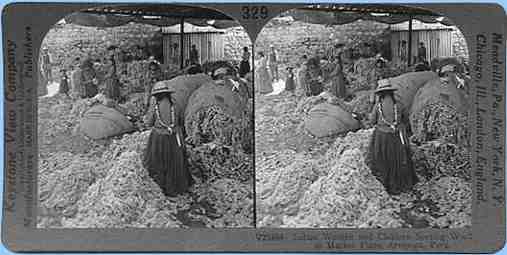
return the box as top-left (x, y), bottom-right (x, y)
top-left (37, 4), bottom-right (254, 228)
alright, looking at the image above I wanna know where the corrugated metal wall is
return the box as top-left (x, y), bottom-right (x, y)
top-left (391, 29), bottom-right (453, 65)
top-left (163, 32), bottom-right (224, 66)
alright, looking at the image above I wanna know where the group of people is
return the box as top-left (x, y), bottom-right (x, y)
top-left (51, 43), bottom-right (253, 197)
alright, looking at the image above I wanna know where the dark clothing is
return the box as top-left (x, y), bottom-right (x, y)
top-left (81, 80), bottom-right (98, 98)
top-left (304, 65), bottom-right (323, 96)
top-left (104, 74), bottom-right (121, 102)
top-left (143, 97), bottom-right (193, 197)
top-left (189, 48), bottom-right (199, 65)
top-left (417, 46), bottom-right (427, 61)
top-left (366, 98), bottom-right (418, 195)
top-left (239, 60), bottom-right (250, 78)
top-left (285, 72), bottom-right (295, 92)
top-left (366, 128), bottom-right (418, 195)
top-left (331, 63), bottom-right (346, 98)
top-left (59, 77), bottom-right (69, 95)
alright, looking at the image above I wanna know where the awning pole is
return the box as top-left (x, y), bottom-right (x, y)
top-left (180, 17), bottom-right (184, 69)
top-left (407, 15), bottom-right (413, 66)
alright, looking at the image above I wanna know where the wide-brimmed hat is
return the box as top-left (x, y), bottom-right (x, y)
top-left (151, 81), bottom-right (176, 96)
top-left (375, 79), bottom-right (397, 93)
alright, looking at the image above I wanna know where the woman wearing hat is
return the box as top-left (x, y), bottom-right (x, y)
top-left (367, 79), bottom-right (418, 195)
top-left (78, 59), bottom-right (99, 98)
top-left (143, 81), bottom-right (194, 197)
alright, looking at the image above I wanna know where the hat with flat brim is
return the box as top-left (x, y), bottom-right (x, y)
top-left (440, 64), bottom-right (456, 73)
top-left (151, 81), bottom-right (176, 96)
top-left (375, 79), bottom-right (397, 93)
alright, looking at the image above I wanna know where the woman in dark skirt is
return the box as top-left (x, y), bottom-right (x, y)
top-left (59, 69), bottom-right (70, 96)
top-left (366, 79), bottom-right (418, 195)
top-left (104, 54), bottom-right (121, 102)
top-left (143, 81), bottom-right (194, 197)
top-left (285, 67), bottom-right (295, 94)
top-left (239, 46), bottom-right (251, 78)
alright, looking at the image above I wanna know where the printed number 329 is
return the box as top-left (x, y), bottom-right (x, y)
top-left (242, 6), bottom-right (268, 20)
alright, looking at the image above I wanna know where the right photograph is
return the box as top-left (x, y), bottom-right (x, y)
top-left (255, 5), bottom-right (471, 228)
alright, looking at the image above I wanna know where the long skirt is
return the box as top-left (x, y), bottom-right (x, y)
top-left (366, 128), bottom-right (418, 195)
top-left (143, 129), bottom-right (194, 197)
top-left (255, 66), bottom-right (273, 94)
top-left (105, 77), bottom-right (121, 101)
top-left (239, 60), bottom-right (250, 78)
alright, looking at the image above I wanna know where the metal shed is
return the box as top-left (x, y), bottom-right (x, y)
top-left (390, 20), bottom-right (454, 65)
top-left (161, 22), bottom-right (225, 66)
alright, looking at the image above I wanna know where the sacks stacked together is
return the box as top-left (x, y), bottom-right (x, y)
top-left (409, 78), bottom-right (469, 145)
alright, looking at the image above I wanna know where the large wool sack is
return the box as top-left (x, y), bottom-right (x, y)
top-left (79, 104), bottom-right (135, 139)
top-left (409, 78), bottom-right (469, 145)
top-left (304, 103), bottom-right (360, 138)
top-left (389, 71), bottom-right (438, 116)
top-left (185, 82), bottom-right (249, 147)
top-left (160, 73), bottom-right (212, 117)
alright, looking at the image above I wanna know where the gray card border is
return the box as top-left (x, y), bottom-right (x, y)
top-left (1, 2), bottom-right (505, 253)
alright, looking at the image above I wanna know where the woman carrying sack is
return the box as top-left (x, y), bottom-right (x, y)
top-left (143, 81), bottom-right (194, 197)
top-left (366, 78), bottom-right (418, 195)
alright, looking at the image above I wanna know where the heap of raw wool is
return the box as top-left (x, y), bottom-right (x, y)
top-left (411, 140), bottom-right (471, 181)
top-left (344, 57), bottom-right (378, 92)
top-left (409, 79), bottom-right (469, 146)
top-left (119, 92), bottom-right (146, 120)
top-left (410, 101), bottom-right (469, 146)
top-left (185, 83), bottom-right (253, 151)
top-left (281, 129), bottom-right (403, 228)
top-left (63, 151), bottom-right (183, 228)
top-left (187, 142), bottom-right (253, 182)
top-left (415, 177), bottom-right (472, 228)
top-left (193, 178), bottom-right (253, 228)
top-left (38, 152), bottom-right (109, 228)
top-left (256, 150), bottom-right (320, 227)
top-left (101, 130), bottom-right (151, 161)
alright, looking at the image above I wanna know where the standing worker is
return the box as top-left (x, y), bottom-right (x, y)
top-left (239, 46), bottom-right (251, 78)
top-left (366, 79), bottom-right (418, 195)
top-left (41, 47), bottom-right (53, 84)
top-left (59, 69), bottom-right (70, 96)
top-left (268, 45), bottom-right (279, 81)
top-left (417, 42), bottom-right (427, 62)
top-left (143, 81), bottom-right (194, 197)
top-left (144, 61), bottom-right (164, 112)
top-left (74, 59), bottom-right (99, 99)
top-left (330, 53), bottom-right (346, 98)
top-left (285, 67), bottom-right (295, 95)
top-left (189, 44), bottom-right (199, 65)
top-left (104, 47), bottom-right (121, 102)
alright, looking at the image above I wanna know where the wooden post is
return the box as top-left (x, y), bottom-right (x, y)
top-left (180, 17), bottom-right (184, 69)
top-left (407, 16), bottom-right (413, 66)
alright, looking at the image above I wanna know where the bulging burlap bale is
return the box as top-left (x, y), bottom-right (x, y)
top-left (304, 103), bottom-right (360, 138)
top-left (63, 151), bottom-right (182, 228)
top-left (184, 82), bottom-right (251, 149)
top-left (79, 104), bottom-right (135, 139)
top-left (162, 74), bottom-right (213, 118)
top-left (409, 79), bottom-right (469, 145)
top-left (389, 71), bottom-right (438, 116)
